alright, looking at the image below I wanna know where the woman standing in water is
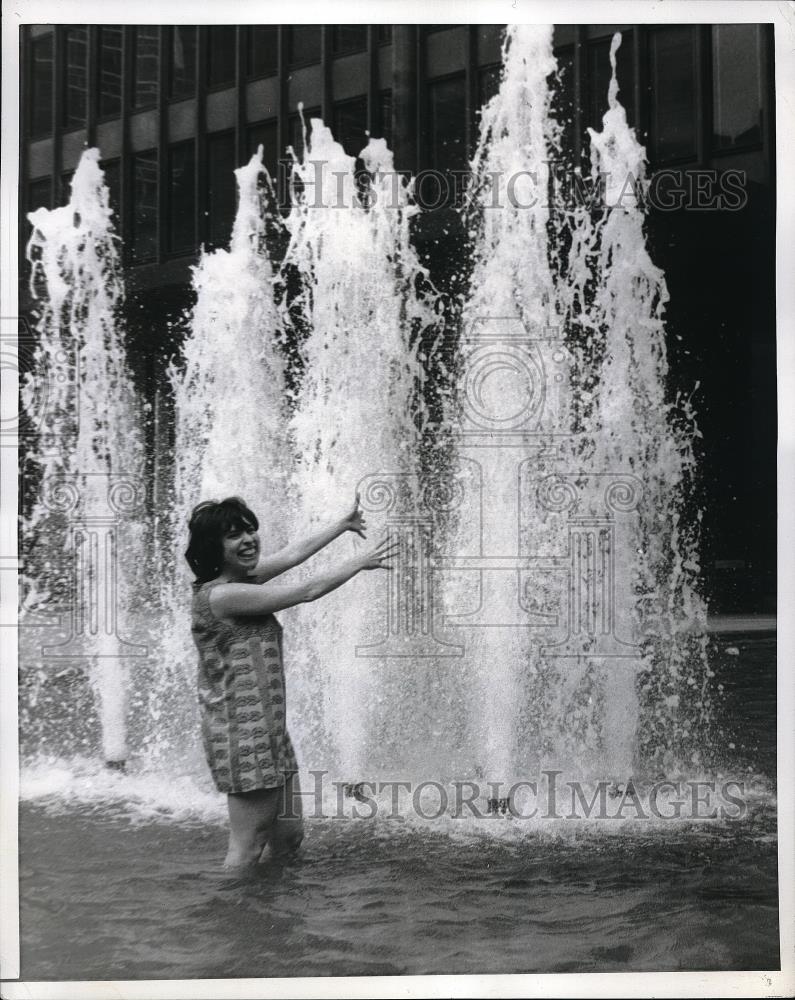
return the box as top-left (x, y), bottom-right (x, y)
top-left (186, 493), bottom-right (395, 867)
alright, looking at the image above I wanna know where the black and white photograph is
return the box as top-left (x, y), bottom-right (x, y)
top-left (1, 1), bottom-right (793, 997)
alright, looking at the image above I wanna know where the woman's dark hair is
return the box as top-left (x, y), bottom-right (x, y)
top-left (185, 497), bottom-right (259, 583)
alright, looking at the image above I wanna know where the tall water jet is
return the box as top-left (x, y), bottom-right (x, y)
top-left (582, 34), bottom-right (710, 776)
top-left (23, 148), bottom-right (145, 767)
top-left (452, 24), bottom-right (710, 787)
top-left (153, 148), bottom-right (292, 771)
top-left (284, 119), bottom-right (442, 778)
top-left (450, 24), bottom-right (564, 784)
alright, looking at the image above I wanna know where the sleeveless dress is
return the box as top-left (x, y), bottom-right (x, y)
top-left (190, 580), bottom-right (299, 793)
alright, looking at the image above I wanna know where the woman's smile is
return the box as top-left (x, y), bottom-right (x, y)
top-left (221, 526), bottom-right (260, 572)
top-left (236, 542), bottom-right (259, 564)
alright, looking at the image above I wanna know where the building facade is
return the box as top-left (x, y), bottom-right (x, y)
top-left (18, 23), bottom-right (777, 612)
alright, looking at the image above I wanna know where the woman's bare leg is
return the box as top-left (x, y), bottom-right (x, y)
top-left (269, 773), bottom-right (305, 857)
top-left (224, 787), bottom-right (281, 868)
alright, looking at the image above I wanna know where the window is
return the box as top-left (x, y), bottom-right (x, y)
top-left (247, 26), bottom-right (278, 79)
top-left (131, 151), bottom-right (158, 260)
top-left (30, 34), bottom-right (53, 137)
top-left (377, 90), bottom-right (392, 147)
top-left (62, 26), bottom-right (88, 129)
top-left (168, 26), bottom-right (197, 100)
top-left (28, 177), bottom-right (52, 213)
top-left (376, 26), bottom-right (392, 45)
top-left (427, 75), bottom-right (467, 174)
top-left (288, 26), bottom-right (321, 66)
top-left (133, 27), bottom-right (159, 108)
top-left (168, 142), bottom-right (195, 252)
top-left (207, 26), bottom-right (236, 89)
top-left (332, 26), bottom-right (367, 55)
top-left (333, 96), bottom-right (367, 157)
top-left (649, 26), bottom-right (697, 162)
top-left (207, 132), bottom-right (237, 249)
top-left (247, 119), bottom-right (279, 178)
top-left (97, 26), bottom-right (123, 119)
top-left (587, 35), bottom-right (635, 130)
top-left (101, 159), bottom-right (121, 222)
top-left (712, 24), bottom-right (763, 151)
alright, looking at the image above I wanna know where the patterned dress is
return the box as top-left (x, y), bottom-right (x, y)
top-left (191, 580), bottom-right (299, 793)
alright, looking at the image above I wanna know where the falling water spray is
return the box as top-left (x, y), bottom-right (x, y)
top-left (284, 117), bottom-right (442, 779)
top-left (24, 148), bottom-right (145, 768)
top-left (583, 35), bottom-right (711, 774)
top-left (450, 25), bottom-right (564, 784)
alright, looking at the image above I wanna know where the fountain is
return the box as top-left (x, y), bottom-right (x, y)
top-left (23, 149), bottom-right (146, 768)
top-left (283, 116), bottom-right (444, 779)
top-left (561, 32), bottom-right (712, 777)
top-left (18, 26), bottom-right (716, 823)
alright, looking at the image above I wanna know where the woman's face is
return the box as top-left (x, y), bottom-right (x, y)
top-left (220, 521), bottom-right (260, 577)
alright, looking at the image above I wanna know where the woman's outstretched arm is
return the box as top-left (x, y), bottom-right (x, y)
top-left (212, 535), bottom-right (398, 618)
top-left (248, 492), bottom-right (366, 584)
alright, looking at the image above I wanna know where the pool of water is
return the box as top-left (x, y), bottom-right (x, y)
top-left (18, 633), bottom-right (779, 979)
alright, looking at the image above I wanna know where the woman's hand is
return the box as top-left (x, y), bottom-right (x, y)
top-left (340, 491), bottom-right (367, 539)
top-left (359, 534), bottom-right (399, 570)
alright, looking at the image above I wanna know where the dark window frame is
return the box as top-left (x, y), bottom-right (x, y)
top-left (332, 94), bottom-right (369, 158)
top-left (95, 25), bottom-right (124, 123)
top-left (131, 25), bottom-right (160, 111)
top-left (61, 25), bottom-right (89, 132)
top-left (286, 25), bottom-right (322, 68)
top-left (28, 31), bottom-right (54, 139)
top-left (205, 25), bottom-right (238, 92)
top-left (130, 148), bottom-right (159, 263)
top-left (647, 23), bottom-right (700, 166)
top-left (167, 25), bottom-right (198, 104)
top-left (166, 139), bottom-right (196, 255)
top-left (375, 88), bottom-right (392, 146)
top-left (331, 25), bottom-right (368, 57)
top-left (100, 157), bottom-right (122, 231)
top-left (206, 129), bottom-right (238, 250)
top-left (709, 23), bottom-right (765, 157)
top-left (424, 69), bottom-right (469, 176)
top-left (245, 25), bottom-right (279, 81)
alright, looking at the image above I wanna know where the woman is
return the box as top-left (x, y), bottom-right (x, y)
top-left (186, 492), bottom-right (396, 868)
